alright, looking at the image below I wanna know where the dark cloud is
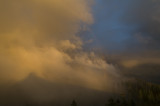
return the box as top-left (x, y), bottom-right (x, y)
top-left (120, 0), bottom-right (160, 51)
top-left (87, 0), bottom-right (160, 83)
top-left (88, 0), bottom-right (160, 52)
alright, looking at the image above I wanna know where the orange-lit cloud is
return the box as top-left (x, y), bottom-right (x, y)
top-left (0, 0), bottom-right (120, 92)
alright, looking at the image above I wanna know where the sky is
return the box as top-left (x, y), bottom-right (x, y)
top-left (0, 0), bottom-right (160, 105)
top-left (88, 0), bottom-right (160, 52)
top-left (84, 0), bottom-right (160, 83)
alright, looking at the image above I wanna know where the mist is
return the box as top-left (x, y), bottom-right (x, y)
top-left (0, 0), bottom-right (121, 105)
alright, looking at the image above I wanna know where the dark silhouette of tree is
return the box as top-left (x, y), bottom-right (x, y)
top-left (122, 99), bottom-right (128, 106)
top-left (116, 99), bottom-right (121, 106)
top-left (71, 100), bottom-right (77, 106)
top-left (107, 98), bottom-right (116, 106)
top-left (130, 99), bottom-right (136, 106)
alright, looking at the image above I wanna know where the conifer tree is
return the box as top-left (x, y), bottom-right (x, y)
top-left (71, 100), bottom-right (77, 106)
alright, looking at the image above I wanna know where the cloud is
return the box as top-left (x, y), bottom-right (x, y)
top-left (87, 0), bottom-right (160, 84)
top-left (120, 0), bottom-right (160, 51)
top-left (0, 0), bottom-right (120, 94)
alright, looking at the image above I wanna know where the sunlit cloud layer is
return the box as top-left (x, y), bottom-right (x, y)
top-left (0, 0), bottom-right (120, 92)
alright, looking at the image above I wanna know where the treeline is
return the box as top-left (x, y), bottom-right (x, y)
top-left (71, 79), bottom-right (160, 106)
top-left (70, 98), bottom-right (135, 106)
top-left (105, 98), bottom-right (135, 106)
top-left (122, 79), bottom-right (160, 106)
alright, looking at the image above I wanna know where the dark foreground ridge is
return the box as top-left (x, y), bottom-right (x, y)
top-left (0, 74), bottom-right (160, 106)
